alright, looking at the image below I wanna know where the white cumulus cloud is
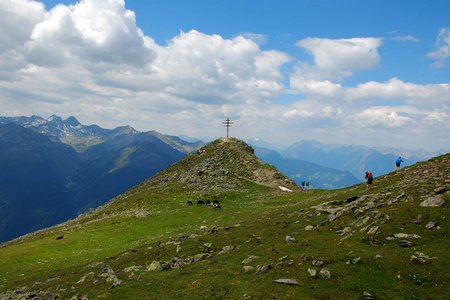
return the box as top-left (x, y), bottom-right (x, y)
top-left (427, 28), bottom-right (450, 68)
top-left (294, 37), bottom-right (382, 81)
top-left (354, 107), bottom-right (412, 128)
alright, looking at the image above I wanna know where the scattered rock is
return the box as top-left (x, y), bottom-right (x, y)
top-left (350, 257), bottom-right (361, 265)
top-left (425, 221), bottom-right (439, 230)
top-left (420, 196), bottom-right (445, 207)
top-left (274, 278), bottom-right (299, 285)
top-left (76, 272), bottom-right (94, 284)
top-left (147, 261), bottom-right (163, 271)
top-left (397, 240), bottom-right (413, 248)
top-left (393, 233), bottom-right (421, 239)
top-left (410, 252), bottom-right (437, 264)
top-left (99, 265), bottom-right (122, 289)
top-left (412, 214), bottom-right (424, 224)
top-left (256, 263), bottom-right (272, 274)
top-left (307, 268), bottom-right (317, 278)
top-left (367, 226), bottom-right (379, 234)
top-left (363, 291), bottom-right (376, 299)
top-left (396, 192), bottom-right (406, 199)
top-left (304, 225), bottom-right (315, 231)
top-left (278, 255), bottom-right (289, 261)
top-left (242, 255), bottom-right (259, 265)
top-left (312, 260), bottom-right (324, 267)
top-left (279, 186), bottom-right (293, 192)
top-left (218, 245), bottom-right (240, 255)
top-left (285, 235), bottom-right (296, 243)
top-left (434, 186), bottom-right (448, 194)
top-left (346, 195), bottom-right (360, 203)
top-left (243, 266), bottom-right (254, 273)
top-left (203, 243), bottom-right (213, 252)
top-left (375, 254), bottom-right (384, 259)
top-left (319, 268), bottom-right (331, 279)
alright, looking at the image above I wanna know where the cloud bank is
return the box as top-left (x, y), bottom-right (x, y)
top-left (0, 0), bottom-right (449, 151)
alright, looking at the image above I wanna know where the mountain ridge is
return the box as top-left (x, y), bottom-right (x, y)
top-left (0, 141), bottom-right (448, 298)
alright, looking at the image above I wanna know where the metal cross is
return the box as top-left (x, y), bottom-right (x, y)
top-left (222, 117), bottom-right (233, 137)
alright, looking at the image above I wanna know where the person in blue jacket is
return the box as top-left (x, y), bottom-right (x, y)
top-left (396, 156), bottom-right (404, 171)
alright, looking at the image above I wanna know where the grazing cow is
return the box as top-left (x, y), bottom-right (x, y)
top-left (56, 235), bottom-right (64, 240)
top-left (212, 200), bottom-right (221, 209)
top-left (197, 200), bottom-right (205, 205)
top-left (186, 200), bottom-right (193, 206)
top-left (205, 200), bottom-right (211, 205)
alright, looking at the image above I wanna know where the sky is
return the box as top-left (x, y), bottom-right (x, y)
top-left (1, 0), bottom-right (449, 151)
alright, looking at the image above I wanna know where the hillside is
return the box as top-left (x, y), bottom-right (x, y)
top-left (0, 122), bottom-right (184, 243)
top-left (0, 124), bottom-right (80, 242)
top-left (0, 139), bottom-right (449, 299)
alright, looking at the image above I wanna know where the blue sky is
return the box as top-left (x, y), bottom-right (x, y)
top-left (1, 0), bottom-right (449, 150)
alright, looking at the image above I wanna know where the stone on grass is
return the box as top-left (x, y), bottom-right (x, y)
top-left (123, 266), bottom-right (142, 273)
top-left (218, 245), bottom-right (240, 255)
top-left (285, 235), bottom-right (296, 243)
top-left (425, 221), bottom-right (438, 230)
top-left (243, 266), bottom-right (254, 273)
top-left (412, 214), bottom-right (424, 224)
top-left (394, 233), bottom-right (421, 239)
top-left (274, 278), bottom-right (299, 285)
top-left (420, 196), bottom-right (445, 207)
top-left (256, 263), bottom-right (272, 274)
top-left (397, 240), bottom-right (413, 248)
top-left (241, 255), bottom-right (259, 264)
top-left (410, 252), bottom-right (436, 264)
top-left (319, 268), bottom-right (331, 279)
top-left (307, 268), bottom-right (317, 278)
top-left (351, 257), bottom-right (361, 265)
top-left (76, 272), bottom-right (94, 284)
top-left (434, 186), bottom-right (448, 194)
top-left (363, 291), bottom-right (376, 299)
top-left (147, 261), bottom-right (163, 271)
top-left (312, 260), bottom-right (324, 267)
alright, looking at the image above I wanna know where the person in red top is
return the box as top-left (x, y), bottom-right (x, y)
top-left (365, 171), bottom-right (373, 189)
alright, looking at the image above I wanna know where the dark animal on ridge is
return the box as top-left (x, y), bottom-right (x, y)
top-left (212, 200), bottom-right (221, 209)
top-left (56, 235), bottom-right (64, 240)
top-left (186, 200), bottom-right (193, 206)
top-left (197, 200), bottom-right (205, 205)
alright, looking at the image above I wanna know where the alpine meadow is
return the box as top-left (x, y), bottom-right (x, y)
top-left (1, 0), bottom-right (450, 299)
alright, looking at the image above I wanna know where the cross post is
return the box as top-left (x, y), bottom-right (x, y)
top-left (222, 118), bottom-right (233, 137)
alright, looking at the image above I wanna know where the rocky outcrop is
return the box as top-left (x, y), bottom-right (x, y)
top-left (139, 138), bottom-right (299, 193)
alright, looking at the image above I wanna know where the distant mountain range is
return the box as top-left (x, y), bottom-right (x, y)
top-left (283, 140), bottom-right (434, 180)
top-left (0, 116), bottom-right (190, 242)
top-left (254, 147), bottom-right (359, 189)
top-left (0, 115), bottom-right (438, 242)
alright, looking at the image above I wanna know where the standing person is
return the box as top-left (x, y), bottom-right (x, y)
top-left (365, 171), bottom-right (373, 189)
top-left (396, 156), bottom-right (404, 171)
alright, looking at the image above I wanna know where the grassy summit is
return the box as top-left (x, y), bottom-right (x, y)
top-left (0, 139), bottom-right (449, 299)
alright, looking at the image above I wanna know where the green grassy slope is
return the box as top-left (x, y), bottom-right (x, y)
top-left (1, 139), bottom-right (449, 299)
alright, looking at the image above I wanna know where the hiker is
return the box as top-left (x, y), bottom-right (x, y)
top-left (301, 181), bottom-right (306, 190)
top-left (395, 156), bottom-right (404, 171)
top-left (365, 171), bottom-right (373, 189)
